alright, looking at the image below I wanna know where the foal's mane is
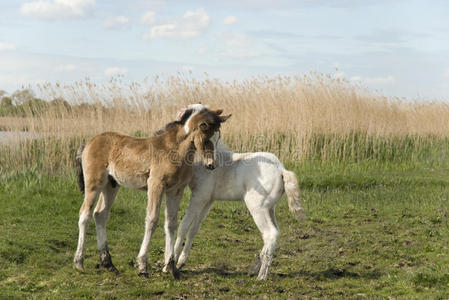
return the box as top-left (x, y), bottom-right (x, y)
top-left (154, 108), bottom-right (195, 136)
top-left (154, 107), bottom-right (222, 136)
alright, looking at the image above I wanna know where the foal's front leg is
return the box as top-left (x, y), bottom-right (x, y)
top-left (136, 177), bottom-right (164, 278)
top-left (175, 197), bottom-right (214, 269)
top-left (162, 187), bottom-right (184, 278)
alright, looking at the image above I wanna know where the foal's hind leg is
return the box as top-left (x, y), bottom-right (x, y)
top-left (74, 189), bottom-right (101, 271)
top-left (94, 182), bottom-right (119, 273)
top-left (248, 207), bottom-right (280, 276)
top-left (257, 207), bottom-right (279, 280)
top-left (246, 197), bottom-right (280, 280)
top-left (248, 255), bottom-right (262, 276)
top-left (74, 164), bottom-right (108, 271)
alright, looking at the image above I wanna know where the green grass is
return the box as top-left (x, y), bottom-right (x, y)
top-left (2, 164), bottom-right (449, 299)
top-left (3, 133), bottom-right (449, 175)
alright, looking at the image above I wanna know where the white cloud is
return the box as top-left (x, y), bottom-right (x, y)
top-left (20, 0), bottom-right (96, 20)
top-left (223, 15), bottom-right (238, 25)
top-left (218, 32), bottom-right (259, 59)
top-left (0, 42), bottom-right (16, 51)
top-left (104, 16), bottom-right (129, 30)
top-left (198, 48), bottom-right (206, 54)
top-left (104, 67), bottom-right (127, 76)
top-left (220, 49), bottom-right (259, 58)
top-left (219, 32), bottom-right (258, 59)
top-left (140, 11), bottom-right (155, 25)
top-left (56, 64), bottom-right (78, 71)
top-left (144, 8), bottom-right (210, 39)
top-left (222, 32), bottom-right (250, 47)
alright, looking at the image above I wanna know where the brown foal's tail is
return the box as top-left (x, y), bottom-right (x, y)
top-left (282, 169), bottom-right (307, 221)
top-left (76, 144), bottom-right (86, 195)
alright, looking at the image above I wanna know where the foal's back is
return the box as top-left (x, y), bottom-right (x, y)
top-left (190, 150), bottom-right (285, 202)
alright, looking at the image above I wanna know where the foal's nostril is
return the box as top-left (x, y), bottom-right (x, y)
top-left (206, 164), bottom-right (215, 170)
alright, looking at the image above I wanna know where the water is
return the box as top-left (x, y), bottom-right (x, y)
top-left (0, 131), bottom-right (32, 144)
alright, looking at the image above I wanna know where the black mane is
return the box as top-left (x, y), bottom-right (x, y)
top-left (154, 108), bottom-right (194, 136)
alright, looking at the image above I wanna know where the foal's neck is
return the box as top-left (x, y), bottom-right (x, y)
top-left (157, 123), bottom-right (195, 162)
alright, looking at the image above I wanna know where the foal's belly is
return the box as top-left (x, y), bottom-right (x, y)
top-left (108, 165), bottom-right (148, 190)
top-left (212, 175), bottom-right (244, 201)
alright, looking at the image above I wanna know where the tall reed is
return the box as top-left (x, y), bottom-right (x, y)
top-left (1, 73), bottom-right (448, 174)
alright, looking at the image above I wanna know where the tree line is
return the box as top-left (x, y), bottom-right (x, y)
top-left (0, 89), bottom-right (112, 117)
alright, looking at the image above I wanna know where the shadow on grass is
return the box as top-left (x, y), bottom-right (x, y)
top-left (182, 267), bottom-right (248, 278)
top-left (181, 265), bottom-right (382, 281)
top-left (274, 267), bottom-right (382, 281)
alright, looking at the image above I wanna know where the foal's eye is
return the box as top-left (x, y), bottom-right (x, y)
top-left (199, 122), bottom-right (209, 131)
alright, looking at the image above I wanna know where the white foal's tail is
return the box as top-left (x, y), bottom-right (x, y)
top-left (282, 169), bottom-right (307, 221)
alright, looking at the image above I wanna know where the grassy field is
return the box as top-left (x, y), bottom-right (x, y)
top-left (2, 162), bottom-right (449, 299)
top-left (1, 74), bottom-right (449, 298)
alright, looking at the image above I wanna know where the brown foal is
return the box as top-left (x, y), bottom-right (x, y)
top-left (73, 105), bottom-right (231, 279)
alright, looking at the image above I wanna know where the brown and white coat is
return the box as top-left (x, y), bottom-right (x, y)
top-left (73, 104), bottom-right (231, 279)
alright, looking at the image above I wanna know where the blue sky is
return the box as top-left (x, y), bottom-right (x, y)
top-left (1, 0), bottom-right (448, 99)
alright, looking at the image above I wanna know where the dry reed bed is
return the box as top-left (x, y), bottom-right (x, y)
top-left (1, 73), bottom-right (448, 174)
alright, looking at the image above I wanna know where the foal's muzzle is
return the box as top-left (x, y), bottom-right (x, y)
top-left (206, 163), bottom-right (215, 170)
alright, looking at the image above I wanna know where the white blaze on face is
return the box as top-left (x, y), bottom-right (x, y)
top-left (210, 130), bottom-right (220, 145)
top-left (210, 130), bottom-right (220, 161)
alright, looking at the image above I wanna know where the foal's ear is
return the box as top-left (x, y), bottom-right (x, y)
top-left (211, 109), bottom-right (223, 116)
top-left (176, 108), bottom-right (194, 122)
top-left (219, 114), bottom-right (231, 123)
top-left (176, 108), bottom-right (187, 121)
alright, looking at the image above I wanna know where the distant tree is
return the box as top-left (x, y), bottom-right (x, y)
top-left (0, 96), bottom-right (14, 116)
top-left (11, 89), bottom-right (35, 105)
top-left (49, 97), bottom-right (72, 117)
top-left (22, 97), bottom-right (49, 116)
top-left (50, 97), bottom-right (71, 109)
top-left (1, 97), bottom-right (12, 107)
top-left (0, 90), bottom-right (7, 98)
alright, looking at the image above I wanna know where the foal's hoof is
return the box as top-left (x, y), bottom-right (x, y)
top-left (138, 272), bottom-right (149, 278)
top-left (74, 259), bottom-right (84, 272)
top-left (296, 209), bottom-right (307, 222)
top-left (96, 263), bottom-right (119, 275)
top-left (166, 259), bottom-right (181, 279)
top-left (247, 257), bottom-right (261, 276)
top-left (74, 263), bottom-right (84, 272)
top-left (98, 249), bottom-right (119, 274)
top-left (170, 268), bottom-right (181, 280)
top-left (176, 261), bottom-right (185, 270)
top-left (109, 265), bottom-right (119, 275)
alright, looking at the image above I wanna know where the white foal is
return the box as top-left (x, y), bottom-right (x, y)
top-left (173, 143), bottom-right (306, 280)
